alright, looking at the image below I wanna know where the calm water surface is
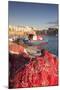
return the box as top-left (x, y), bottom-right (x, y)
top-left (42, 35), bottom-right (58, 56)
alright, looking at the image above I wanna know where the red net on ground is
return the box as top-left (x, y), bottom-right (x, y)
top-left (9, 51), bottom-right (58, 88)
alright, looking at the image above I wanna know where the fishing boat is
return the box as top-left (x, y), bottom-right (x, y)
top-left (23, 32), bottom-right (48, 46)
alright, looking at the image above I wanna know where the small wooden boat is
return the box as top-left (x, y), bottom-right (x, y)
top-left (23, 35), bottom-right (48, 46)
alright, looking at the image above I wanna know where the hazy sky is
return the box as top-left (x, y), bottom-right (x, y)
top-left (8, 1), bottom-right (58, 29)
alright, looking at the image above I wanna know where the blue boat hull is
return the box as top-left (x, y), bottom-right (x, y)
top-left (24, 39), bottom-right (48, 46)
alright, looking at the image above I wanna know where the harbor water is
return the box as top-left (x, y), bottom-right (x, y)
top-left (41, 35), bottom-right (58, 56)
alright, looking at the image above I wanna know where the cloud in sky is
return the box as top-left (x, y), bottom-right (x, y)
top-left (47, 20), bottom-right (58, 25)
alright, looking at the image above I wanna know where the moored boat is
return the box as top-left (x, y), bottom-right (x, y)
top-left (23, 34), bottom-right (48, 46)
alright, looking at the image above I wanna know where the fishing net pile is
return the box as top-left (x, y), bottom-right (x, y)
top-left (9, 51), bottom-right (58, 88)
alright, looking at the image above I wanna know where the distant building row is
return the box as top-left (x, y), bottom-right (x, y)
top-left (9, 25), bottom-right (39, 36)
top-left (9, 25), bottom-right (39, 32)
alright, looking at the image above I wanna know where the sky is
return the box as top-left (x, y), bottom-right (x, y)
top-left (8, 1), bottom-right (58, 29)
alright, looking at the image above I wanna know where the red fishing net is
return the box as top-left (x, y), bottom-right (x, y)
top-left (9, 51), bottom-right (58, 88)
